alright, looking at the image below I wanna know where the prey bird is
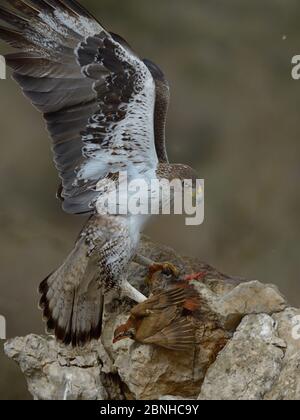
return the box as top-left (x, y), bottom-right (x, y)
top-left (113, 282), bottom-right (200, 351)
top-left (0, 0), bottom-right (198, 346)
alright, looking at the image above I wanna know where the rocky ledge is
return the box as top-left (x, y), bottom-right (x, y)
top-left (4, 237), bottom-right (300, 400)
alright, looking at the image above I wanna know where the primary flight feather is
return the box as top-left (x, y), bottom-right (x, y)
top-left (0, 0), bottom-right (198, 346)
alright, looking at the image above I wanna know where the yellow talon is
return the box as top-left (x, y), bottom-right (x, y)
top-left (160, 262), bottom-right (180, 278)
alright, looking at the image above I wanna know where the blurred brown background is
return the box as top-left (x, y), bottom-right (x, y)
top-left (0, 0), bottom-right (300, 399)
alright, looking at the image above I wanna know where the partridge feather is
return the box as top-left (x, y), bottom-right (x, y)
top-left (114, 285), bottom-right (200, 351)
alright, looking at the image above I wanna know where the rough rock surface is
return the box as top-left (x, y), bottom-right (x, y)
top-left (4, 237), bottom-right (300, 400)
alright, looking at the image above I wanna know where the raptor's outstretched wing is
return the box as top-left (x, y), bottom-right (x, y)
top-left (0, 0), bottom-right (158, 213)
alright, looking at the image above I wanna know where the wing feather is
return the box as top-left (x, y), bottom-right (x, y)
top-left (133, 285), bottom-right (199, 313)
top-left (0, 0), bottom-right (157, 214)
top-left (143, 317), bottom-right (196, 351)
top-left (8, 0), bottom-right (39, 18)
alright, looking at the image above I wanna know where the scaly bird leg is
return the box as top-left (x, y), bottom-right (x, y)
top-left (121, 279), bottom-right (147, 303)
top-left (133, 254), bottom-right (180, 285)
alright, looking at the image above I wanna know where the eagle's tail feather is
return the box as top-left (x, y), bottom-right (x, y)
top-left (39, 264), bottom-right (104, 347)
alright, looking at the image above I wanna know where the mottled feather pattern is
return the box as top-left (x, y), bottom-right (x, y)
top-left (0, 0), bottom-right (157, 215)
top-left (74, 32), bottom-right (157, 188)
top-left (0, 1), bottom-right (190, 349)
top-left (39, 215), bottom-right (139, 346)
